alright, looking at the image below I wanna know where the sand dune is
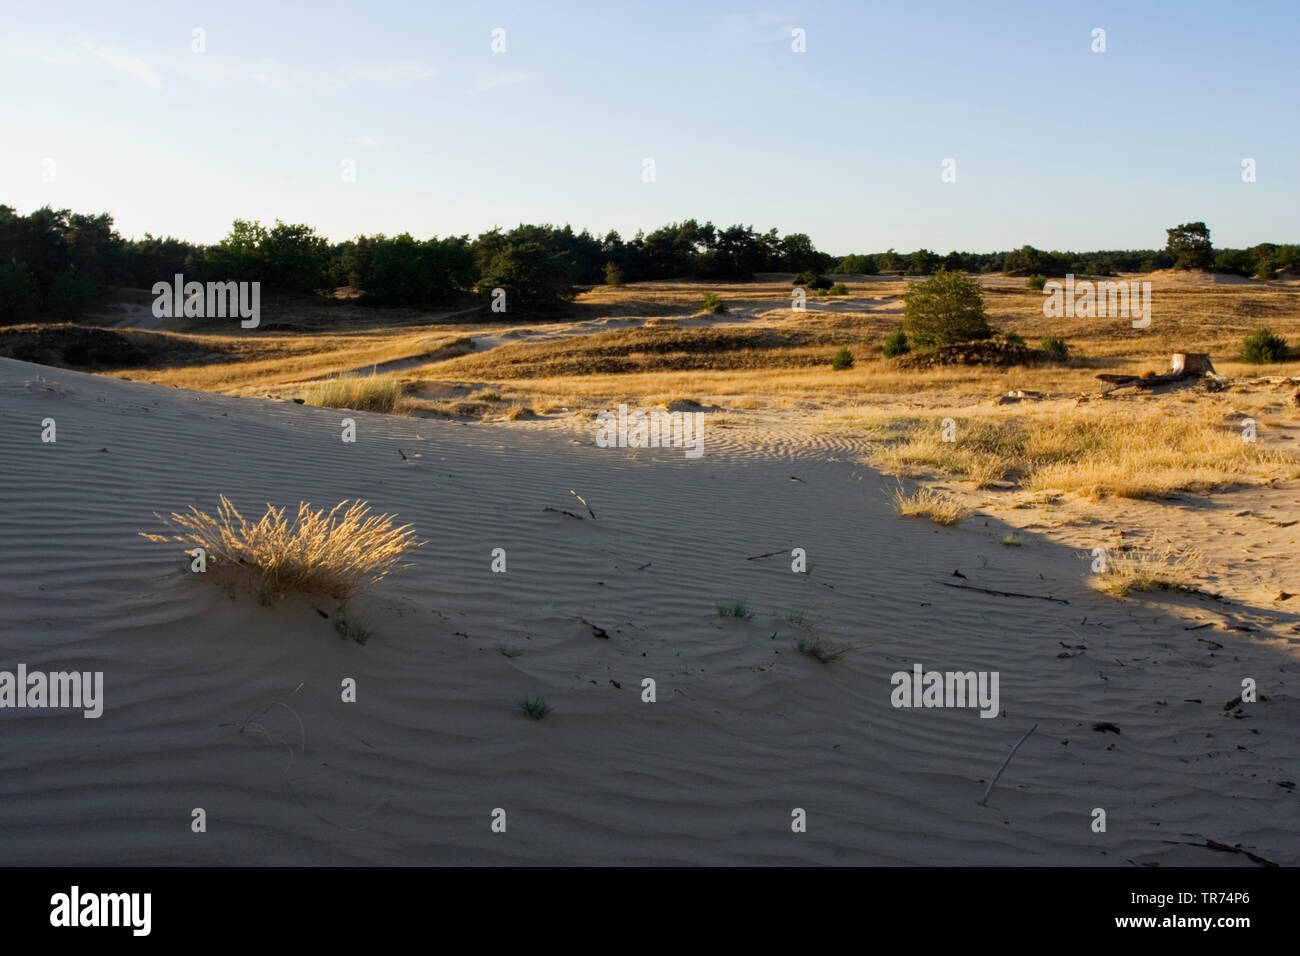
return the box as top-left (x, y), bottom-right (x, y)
top-left (0, 356), bottom-right (1295, 865)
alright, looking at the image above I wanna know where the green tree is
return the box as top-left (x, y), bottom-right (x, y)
top-left (328, 234), bottom-right (383, 289)
top-left (0, 205), bottom-right (71, 298)
top-left (1165, 222), bottom-right (1213, 270)
top-left (0, 260), bottom-right (39, 322)
top-left (206, 219), bottom-right (269, 283)
top-left (260, 221), bottom-right (330, 292)
top-left (1241, 328), bottom-right (1288, 363)
top-left (366, 234), bottom-right (475, 307)
top-left (639, 220), bottom-right (707, 278)
top-left (47, 266), bottom-right (98, 319)
top-left (882, 329), bottom-right (910, 357)
top-left (1274, 245), bottom-right (1300, 273)
top-left (902, 269), bottom-right (991, 347)
top-left (203, 219), bottom-right (334, 293)
top-left (477, 225), bottom-right (577, 315)
top-left (709, 223), bottom-right (775, 279)
top-left (832, 253), bottom-right (877, 275)
top-left (122, 233), bottom-right (201, 288)
top-left (1003, 245), bottom-right (1051, 275)
top-left (66, 212), bottom-right (123, 285)
top-left (906, 248), bottom-right (939, 275)
top-left (778, 232), bottom-right (831, 273)
top-left (366, 235), bottom-right (423, 305)
top-left (1213, 249), bottom-right (1254, 276)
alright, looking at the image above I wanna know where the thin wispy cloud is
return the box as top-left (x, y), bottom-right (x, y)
top-left (78, 38), bottom-right (162, 88)
top-left (0, 35), bottom-right (431, 95)
top-left (180, 54), bottom-right (433, 94)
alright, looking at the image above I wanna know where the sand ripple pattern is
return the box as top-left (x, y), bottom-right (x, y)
top-left (0, 359), bottom-right (1296, 865)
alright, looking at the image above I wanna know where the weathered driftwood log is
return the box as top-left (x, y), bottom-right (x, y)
top-left (1094, 353), bottom-right (1218, 397)
top-left (1171, 352), bottom-right (1215, 376)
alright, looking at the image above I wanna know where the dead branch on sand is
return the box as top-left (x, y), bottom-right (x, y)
top-left (980, 723), bottom-right (1037, 807)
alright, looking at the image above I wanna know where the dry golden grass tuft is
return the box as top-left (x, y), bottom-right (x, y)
top-left (841, 403), bottom-right (1298, 500)
top-left (142, 496), bottom-right (423, 603)
top-left (1090, 536), bottom-right (1203, 597)
top-left (892, 487), bottom-right (972, 525)
top-left (302, 373), bottom-right (404, 413)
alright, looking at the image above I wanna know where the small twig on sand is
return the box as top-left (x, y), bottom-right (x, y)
top-left (580, 616), bottom-right (610, 639)
top-left (980, 723), bottom-right (1037, 807)
top-left (941, 581), bottom-right (1069, 604)
top-left (1164, 839), bottom-right (1279, 867)
top-left (1201, 839), bottom-right (1277, 866)
top-left (746, 549), bottom-right (787, 561)
top-left (570, 490), bottom-right (596, 519)
top-left (543, 507), bottom-right (585, 520)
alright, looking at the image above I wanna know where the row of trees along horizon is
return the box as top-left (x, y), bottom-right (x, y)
top-left (1, 205), bottom-right (1297, 323)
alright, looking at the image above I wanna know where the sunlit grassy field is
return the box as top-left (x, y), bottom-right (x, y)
top-left (106, 327), bottom-right (473, 394)
top-left (819, 402), bottom-right (1300, 499)
top-left (94, 272), bottom-right (1298, 405)
top-left (59, 272), bottom-right (1297, 499)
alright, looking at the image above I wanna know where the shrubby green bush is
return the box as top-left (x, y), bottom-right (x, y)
top-left (903, 270), bottom-right (991, 347)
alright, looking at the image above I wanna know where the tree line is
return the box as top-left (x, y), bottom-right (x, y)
top-left (2, 205), bottom-right (1296, 323)
top-left (835, 224), bottom-right (1299, 280)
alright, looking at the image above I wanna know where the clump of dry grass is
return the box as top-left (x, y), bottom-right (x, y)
top-left (892, 487), bottom-right (971, 525)
top-left (1089, 536), bottom-right (1203, 597)
top-left (302, 374), bottom-right (403, 413)
top-left (852, 403), bottom-right (1298, 499)
top-left (142, 496), bottom-right (423, 603)
top-left (794, 632), bottom-right (854, 663)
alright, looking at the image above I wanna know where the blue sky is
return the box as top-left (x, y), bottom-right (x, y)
top-left (2, 0), bottom-right (1296, 253)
